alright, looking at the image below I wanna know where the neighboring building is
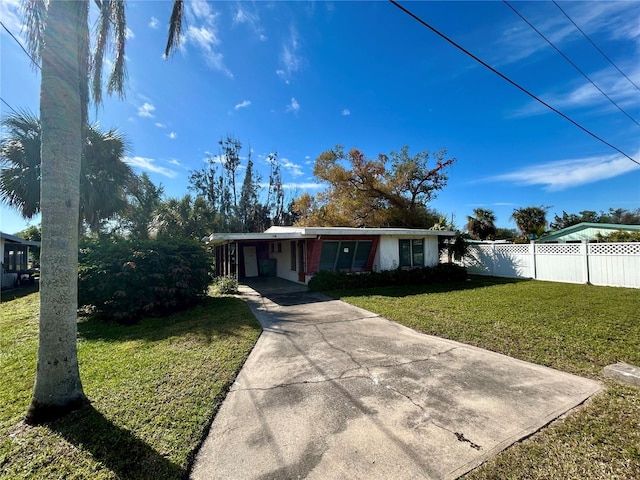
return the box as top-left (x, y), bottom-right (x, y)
top-left (1, 232), bottom-right (40, 288)
top-left (207, 226), bottom-right (454, 284)
top-left (538, 222), bottom-right (640, 243)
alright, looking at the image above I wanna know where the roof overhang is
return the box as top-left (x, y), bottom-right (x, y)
top-left (206, 226), bottom-right (455, 246)
top-left (0, 232), bottom-right (41, 246)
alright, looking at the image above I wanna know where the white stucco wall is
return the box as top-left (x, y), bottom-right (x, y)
top-left (269, 240), bottom-right (302, 283)
top-left (375, 235), bottom-right (440, 271)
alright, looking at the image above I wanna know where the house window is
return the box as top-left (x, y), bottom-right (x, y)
top-left (277, 242), bottom-right (282, 253)
top-left (319, 240), bottom-right (373, 271)
top-left (270, 242), bottom-right (275, 253)
top-left (290, 241), bottom-right (296, 271)
top-left (399, 239), bottom-right (424, 267)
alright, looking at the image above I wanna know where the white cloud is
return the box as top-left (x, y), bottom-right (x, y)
top-left (181, 1), bottom-right (233, 77)
top-left (282, 182), bottom-right (324, 190)
top-left (125, 27), bottom-right (135, 40)
top-left (286, 97), bottom-right (300, 113)
top-left (489, 152), bottom-right (640, 191)
top-left (513, 64), bottom-right (640, 117)
top-left (149, 17), bottom-right (159, 29)
top-left (494, 2), bottom-right (639, 66)
top-left (125, 156), bottom-right (178, 178)
top-left (280, 158), bottom-right (304, 177)
top-left (138, 102), bottom-right (156, 118)
top-left (0, 0), bottom-right (24, 39)
top-left (342, 109), bottom-right (351, 116)
top-left (167, 159), bottom-right (181, 166)
top-left (276, 25), bottom-right (302, 83)
top-left (235, 100), bottom-right (251, 110)
top-left (155, 122), bottom-right (166, 128)
top-left (168, 132), bottom-right (177, 139)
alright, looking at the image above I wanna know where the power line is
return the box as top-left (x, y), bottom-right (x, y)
top-left (0, 21), bottom-right (41, 69)
top-left (504, 0), bottom-right (640, 128)
top-left (388, 0), bottom-right (640, 167)
top-left (552, 0), bottom-right (640, 93)
top-left (1, 97), bottom-right (19, 115)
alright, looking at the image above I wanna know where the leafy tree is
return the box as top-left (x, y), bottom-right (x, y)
top-left (0, 110), bottom-right (135, 233)
top-left (115, 173), bottom-right (164, 239)
top-left (596, 230), bottom-right (640, 242)
top-left (238, 154), bottom-right (268, 232)
top-left (466, 208), bottom-right (497, 240)
top-left (266, 153), bottom-right (286, 226)
top-left (0, 110), bottom-right (41, 219)
top-left (600, 208), bottom-right (640, 225)
top-left (494, 227), bottom-right (518, 241)
top-left (550, 208), bottom-right (640, 230)
top-left (17, 224), bottom-right (42, 263)
top-left (511, 206), bottom-right (549, 240)
top-left (150, 195), bottom-right (215, 241)
top-left (295, 145), bottom-right (454, 227)
top-left (21, 0), bottom-right (184, 424)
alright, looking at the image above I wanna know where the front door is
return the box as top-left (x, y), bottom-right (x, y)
top-left (243, 246), bottom-right (258, 277)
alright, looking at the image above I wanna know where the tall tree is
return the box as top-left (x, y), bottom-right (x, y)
top-left (466, 208), bottom-right (497, 240)
top-left (0, 111), bottom-right (134, 232)
top-left (22, 0), bottom-right (184, 423)
top-left (0, 110), bottom-right (41, 218)
top-left (116, 172), bottom-right (164, 239)
top-left (511, 206), bottom-right (549, 240)
top-left (295, 145), bottom-right (454, 227)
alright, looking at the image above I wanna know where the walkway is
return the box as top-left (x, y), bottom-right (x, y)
top-left (190, 281), bottom-right (600, 479)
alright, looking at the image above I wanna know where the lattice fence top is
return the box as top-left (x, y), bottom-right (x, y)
top-left (536, 244), bottom-right (581, 254)
top-left (469, 244), bottom-right (531, 254)
top-left (589, 242), bottom-right (640, 255)
top-left (495, 244), bottom-right (530, 254)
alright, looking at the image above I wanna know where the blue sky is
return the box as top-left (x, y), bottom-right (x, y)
top-left (2, 0), bottom-right (639, 234)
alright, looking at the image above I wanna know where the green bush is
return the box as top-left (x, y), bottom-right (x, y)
top-left (212, 276), bottom-right (239, 294)
top-left (79, 237), bottom-right (212, 323)
top-left (308, 263), bottom-right (467, 291)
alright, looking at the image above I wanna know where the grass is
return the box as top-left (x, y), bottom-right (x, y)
top-left (329, 276), bottom-right (640, 479)
top-left (0, 288), bottom-right (261, 479)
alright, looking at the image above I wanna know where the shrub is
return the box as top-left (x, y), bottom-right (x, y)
top-left (212, 276), bottom-right (239, 294)
top-left (307, 263), bottom-right (467, 291)
top-left (78, 237), bottom-right (212, 323)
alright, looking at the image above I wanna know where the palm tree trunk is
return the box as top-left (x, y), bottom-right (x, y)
top-left (26, 0), bottom-right (87, 424)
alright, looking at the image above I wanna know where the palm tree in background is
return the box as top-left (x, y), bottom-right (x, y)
top-left (466, 208), bottom-right (497, 240)
top-left (21, 0), bottom-right (185, 423)
top-left (0, 111), bottom-right (135, 233)
top-left (0, 110), bottom-right (40, 219)
top-left (511, 206), bottom-right (549, 240)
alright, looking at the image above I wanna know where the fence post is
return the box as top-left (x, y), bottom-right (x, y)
top-left (530, 241), bottom-right (537, 279)
top-left (581, 240), bottom-right (589, 284)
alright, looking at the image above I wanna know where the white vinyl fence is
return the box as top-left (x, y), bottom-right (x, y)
top-left (460, 242), bottom-right (640, 289)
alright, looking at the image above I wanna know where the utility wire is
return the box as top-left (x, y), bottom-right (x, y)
top-left (552, 0), bottom-right (640, 93)
top-left (504, 0), bottom-right (640, 128)
top-left (1, 21), bottom-right (41, 69)
top-left (388, 0), bottom-right (640, 167)
top-left (1, 97), bottom-right (19, 115)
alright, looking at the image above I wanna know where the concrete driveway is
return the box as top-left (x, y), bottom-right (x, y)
top-left (190, 280), bottom-right (601, 479)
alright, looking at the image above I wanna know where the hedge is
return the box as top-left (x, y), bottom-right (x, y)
top-left (78, 237), bottom-right (212, 323)
top-left (307, 263), bottom-right (467, 291)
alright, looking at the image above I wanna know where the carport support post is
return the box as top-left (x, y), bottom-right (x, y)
top-left (235, 242), bottom-right (239, 279)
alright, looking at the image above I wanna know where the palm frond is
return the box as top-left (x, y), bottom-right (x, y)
top-left (20, 0), bottom-right (47, 68)
top-left (107, 0), bottom-right (127, 98)
top-left (164, 0), bottom-right (183, 57)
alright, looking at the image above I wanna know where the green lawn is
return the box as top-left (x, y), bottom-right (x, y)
top-left (0, 288), bottom-right (261, 479)
top-left (329, 276), bottom-right (640, 479)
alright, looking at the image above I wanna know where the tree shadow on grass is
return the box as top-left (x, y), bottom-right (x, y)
top-left (49, 404), bottom-right (185, 480)
top-left (0, 281), bottom-right (39, 302)
top-left (78, 295), bottom-right (261, 344)
top-left (325, 275), bottom-right (531, 300)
